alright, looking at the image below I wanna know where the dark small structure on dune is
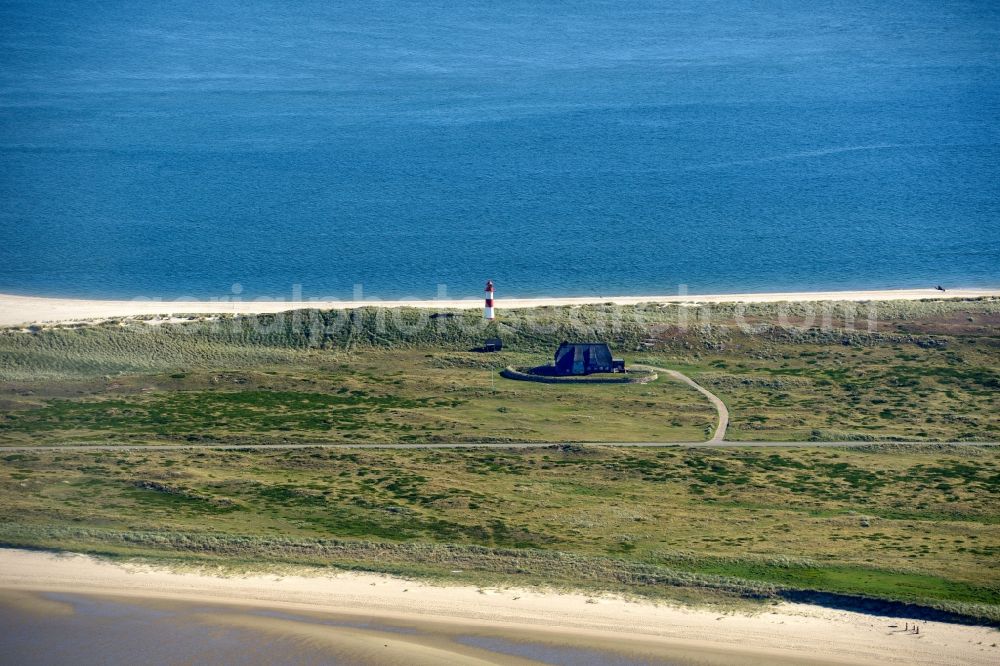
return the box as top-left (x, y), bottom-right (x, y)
top-left (553, 342), bottom-right (625, 375)
top-left (474, 337), bottom-right (503, 353)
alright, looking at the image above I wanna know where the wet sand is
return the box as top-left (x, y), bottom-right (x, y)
top-left (1, 549), bottom-right (996, 665)
top-left (1, 288), bottom-right (997, 328)
top-left (0, 590), bottom-right (805, 666)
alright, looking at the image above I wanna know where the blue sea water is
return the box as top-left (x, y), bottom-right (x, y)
top-left (0, 0), bottom-right (998, 300)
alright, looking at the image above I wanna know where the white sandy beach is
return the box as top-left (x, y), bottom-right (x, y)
top-left (0, 288), bottom-right (997, 328)
top-left (0, 549), bottom-right (995, 666)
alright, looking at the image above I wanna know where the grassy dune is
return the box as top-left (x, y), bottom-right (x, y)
top-left (0, 298), bottom-right (997, 619)
top-left (1, 444), bottom-right (997, 620)
top-left (0, 350), bottom-right (714, 445)
top-left (1, 298), bottom-right (997, 444)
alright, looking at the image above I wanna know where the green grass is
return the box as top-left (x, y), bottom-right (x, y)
top-left (652, 337), bottom-right (998, 441)
top-left (2, 298), bottom-right (997, 443)
top-left (1, 445), bottom-right (997, 619)
top-left (4, 389), bottom-right (437, 435)
top-left (0, 350), bottom-right (715, 445)
top-left (666, 559), bottom-right (996, 607)
top-left (0, 298), bottom-right (998, 620)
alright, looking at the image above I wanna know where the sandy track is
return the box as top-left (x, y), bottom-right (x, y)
top-left (663, 369), bottom-right (730, 441)
top-left (635, 365), bottom-right (729, 441)
top-left (0, 549), bottom-right (995, 666)
top-left (1, 442), bottom-right (996, 452)
top-left (1, 288), bottom-right (997, 327)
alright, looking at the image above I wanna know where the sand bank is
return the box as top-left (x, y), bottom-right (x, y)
top-left (0, 549), bottom-right (995, 665)
top-left (0, 288), bottom-right (997, 328)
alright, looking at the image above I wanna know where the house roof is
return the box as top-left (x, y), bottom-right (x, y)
top-left (554, 342), bottom-right (614, 371)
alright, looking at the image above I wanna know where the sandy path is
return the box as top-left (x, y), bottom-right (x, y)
top-left (1, 288), bottom-right (996, 327)
top-left (633, 364), bottom-right (730, 441)
top-left (1, 442), bottom-right (997, 452)
top-left (662, 369), bottom-right (730, 442)
top-left (0, 549), bottom-right (995, 666)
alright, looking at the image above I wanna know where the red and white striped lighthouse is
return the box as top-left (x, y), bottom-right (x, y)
top-left (484, 280), bottom-right (495, 321)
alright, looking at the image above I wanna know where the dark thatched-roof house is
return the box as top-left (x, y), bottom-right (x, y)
top-left (553, 342), bottom-right (625, 375)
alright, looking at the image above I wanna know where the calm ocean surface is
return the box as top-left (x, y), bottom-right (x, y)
top-left (0, 0), bottom-right (997, 300)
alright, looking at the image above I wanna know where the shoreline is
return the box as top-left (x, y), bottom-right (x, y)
top-left (0, 287), bottom-right (997, 328)
top-left (1, 548), bottom-right (996, 665)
